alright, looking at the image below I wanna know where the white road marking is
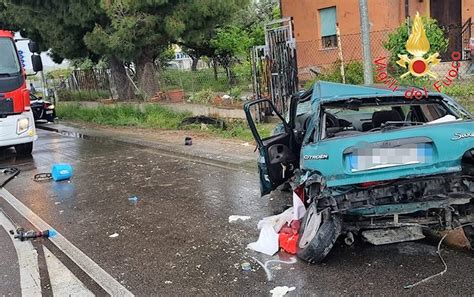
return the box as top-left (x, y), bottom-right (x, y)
top-left (0, 188), bottom-right (134, 296)
top-left (43, 246), bottom-right (94, 296)
top-left (0, 212), bottom-right (41, 297)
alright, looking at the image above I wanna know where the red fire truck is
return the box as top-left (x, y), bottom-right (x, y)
top-left (0, 30), bottom-right (43, 155)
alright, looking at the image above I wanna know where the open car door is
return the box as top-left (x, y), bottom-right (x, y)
top-left (244, 99), bottom-right (299, 196)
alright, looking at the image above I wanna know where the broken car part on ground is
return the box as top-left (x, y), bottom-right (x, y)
top-left (245, 81), bottom-right (474, 263)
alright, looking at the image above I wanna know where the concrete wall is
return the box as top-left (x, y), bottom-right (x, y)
top-left (463, 0), bottom-right (474, 25)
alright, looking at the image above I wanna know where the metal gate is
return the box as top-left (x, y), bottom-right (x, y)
top-left (251, 17), bottom-right (298, 115)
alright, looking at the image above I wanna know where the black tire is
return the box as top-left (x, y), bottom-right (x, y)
top-left (297, 202), bottom-right (342, 263)
top-left (15, 142), bottom-right (33, 155)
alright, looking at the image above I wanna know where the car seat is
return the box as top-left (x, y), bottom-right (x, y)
top-left (372, 110), bottom-right (403, 128)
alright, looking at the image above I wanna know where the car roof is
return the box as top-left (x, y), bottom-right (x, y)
top-left (310, 81), bottom-right (402, 103)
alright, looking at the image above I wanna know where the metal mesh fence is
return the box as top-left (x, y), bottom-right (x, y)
top-left (159, 59), bottom-right (253, 99)
top-left (296, 29), bottom-right (473, 86)
top-left (296, 31), bottom-right (474, 84)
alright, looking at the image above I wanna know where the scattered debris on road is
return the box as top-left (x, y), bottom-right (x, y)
top-left (128, 196), bottom-right (139, 205)
top-left (51, 164), bottom-right (73, 181)
top-left (270, 286), bottom-right (296, 297)
top-left (34, 163), bottom-right (73, 182)
top-left (241, 262), bottom-right (252, 271)
top-left (0, 167), bottom-right (20, 188)
top-left (11, 228), bottom-right (57, 241)
top-left (109, 233), bottom-right (119, 238)
top-left (184, 137), bottom-right (193, 146)
top-left (228, 215), bottom-right (251, 223)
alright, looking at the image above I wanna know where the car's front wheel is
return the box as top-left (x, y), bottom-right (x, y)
top-left (15, 142), bottom-right (33, 155)
top-left (297, 202), bottom-right (342, 263)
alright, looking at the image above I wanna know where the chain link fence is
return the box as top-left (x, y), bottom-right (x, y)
top-left (296, 28), bottom-right (473, 87)
top-left (158, 58), bottom-right (253, 102)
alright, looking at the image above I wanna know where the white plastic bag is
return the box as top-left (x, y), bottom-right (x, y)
top-left (257, 207), bottom-right (293, 233)
top-left (247, 223), bottom-right (279, 256)
top-left (292, 192), bottom-right (306, 221)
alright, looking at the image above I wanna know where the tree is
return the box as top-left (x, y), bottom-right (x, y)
top-left (210, 26), bottom-right (253, 84)
top-left (0, 0), bottom-right (135, 100)
top-left (84, 0), bottom-right (187, 98)
top-left (178, 0), bottom-right (249, 71)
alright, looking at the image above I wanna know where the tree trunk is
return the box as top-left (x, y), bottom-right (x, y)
top-left (191, 55), bottom-right (200, 71)
top-left (109, 56), bottom-right (134, 101)
top-left (212, 57), bottom-right (218, 80)
top-left (136, 50), bottom-right (159, 99)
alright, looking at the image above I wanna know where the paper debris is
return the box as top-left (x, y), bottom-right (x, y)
top-left (270, 286), bottom-right (296, 297)
top-left (228, 215), bottom-right (251, 223)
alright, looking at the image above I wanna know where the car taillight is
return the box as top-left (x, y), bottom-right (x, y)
top-left (23, 90), bottom-right (31, 111)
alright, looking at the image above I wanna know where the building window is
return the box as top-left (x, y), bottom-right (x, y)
top-left (319, 6), bottom-right (337, 49)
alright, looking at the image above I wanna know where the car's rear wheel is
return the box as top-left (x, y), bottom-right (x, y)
top-left (15, 142), bottom-right (33, 155)
top-left (297, 202), bottom-right (342, 263)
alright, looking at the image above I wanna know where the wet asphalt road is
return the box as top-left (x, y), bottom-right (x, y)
top-left (1, 129), bottom-right (473, 296)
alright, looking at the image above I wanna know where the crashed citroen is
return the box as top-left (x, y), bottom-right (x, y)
top-left (244, 81), bottom-right (474, 263)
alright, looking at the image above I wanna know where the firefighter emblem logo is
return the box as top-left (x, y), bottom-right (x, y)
top-left (397, 12), bottom-right (441, 78)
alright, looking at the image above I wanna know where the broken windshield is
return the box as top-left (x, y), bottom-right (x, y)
top-left (0, 37), bottom-right (21, 74)
top-left (320, 97), bottom-right (463, 139)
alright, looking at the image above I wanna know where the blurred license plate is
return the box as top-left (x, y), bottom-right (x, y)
top-left (349, 144), bottom-right (432, 172)
top-left (46, 110), bottom-right (53, 114)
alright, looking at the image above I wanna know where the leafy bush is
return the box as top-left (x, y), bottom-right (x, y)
top-left (230, 86), bottom-right (242, 99)
top-left (304, 61), bottom-right (364, 87)
top-left (46, 68), bottom-right (72, 80)
top-left (191, 88), bottom-right (216, 104)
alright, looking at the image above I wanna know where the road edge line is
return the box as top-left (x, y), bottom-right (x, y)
top-left (0, 188), bottom-right (134, 297)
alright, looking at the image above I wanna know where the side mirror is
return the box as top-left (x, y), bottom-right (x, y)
top-left (28, 41), bottom-right (40, 54)
top-left (31, 54), bottom-right (43, 72)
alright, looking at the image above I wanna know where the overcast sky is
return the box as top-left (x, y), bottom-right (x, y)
top-left (14, 32), bottom-right (69, 70)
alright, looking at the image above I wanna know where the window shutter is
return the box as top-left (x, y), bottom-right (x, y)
top-left (320, 7), bottom-right (337, 37)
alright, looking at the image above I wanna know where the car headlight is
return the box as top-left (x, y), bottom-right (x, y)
top-left (17, 118), bottom-right (30, 135)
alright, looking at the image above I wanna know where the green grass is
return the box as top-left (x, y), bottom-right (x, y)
top-left (57, 103), bottom-right (271, 141)
top-left (456, 96), bottom-right (474, 113)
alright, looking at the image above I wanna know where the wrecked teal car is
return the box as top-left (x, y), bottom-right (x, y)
top-left (244, 81), bottom-right (474, 263)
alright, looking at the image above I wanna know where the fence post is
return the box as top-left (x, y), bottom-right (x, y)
top-left (336, 24), bottom-right (346, 84)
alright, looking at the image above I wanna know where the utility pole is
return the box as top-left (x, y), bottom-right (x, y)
top-left (359, 0), bottom-right (373, 85)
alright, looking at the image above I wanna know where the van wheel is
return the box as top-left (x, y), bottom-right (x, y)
top-left (297, 202), bottom-right (342, 263)
top-left (15, 142), bottom-right (33, 155)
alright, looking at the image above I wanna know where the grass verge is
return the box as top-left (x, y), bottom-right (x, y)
top-left (56, 103), bottom-right (272, 141)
